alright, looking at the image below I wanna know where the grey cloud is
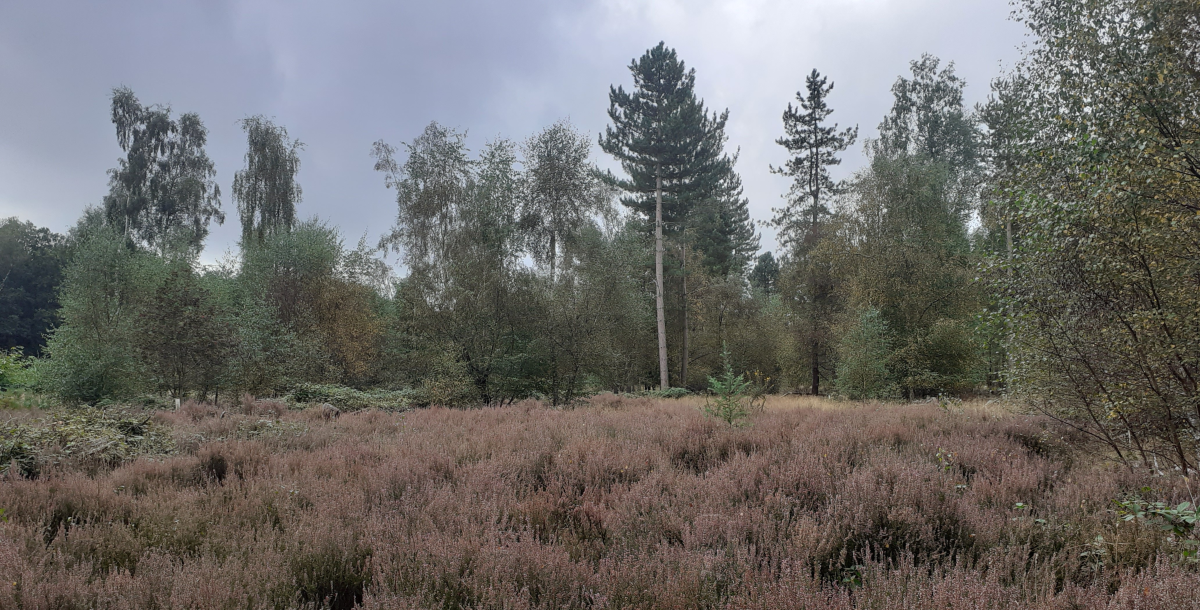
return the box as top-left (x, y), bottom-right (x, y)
top-left (0, 0), bottom-right (1024, 260)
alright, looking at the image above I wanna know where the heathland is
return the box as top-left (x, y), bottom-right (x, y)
top-left (1, 396), bottom-right (1196, 609)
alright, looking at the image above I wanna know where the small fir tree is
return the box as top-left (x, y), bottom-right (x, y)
top-left (704, 345), bottom-right (752, 426)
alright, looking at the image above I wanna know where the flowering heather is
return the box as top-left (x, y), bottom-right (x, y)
top-left (1, 397), bottom-right (1197, 609)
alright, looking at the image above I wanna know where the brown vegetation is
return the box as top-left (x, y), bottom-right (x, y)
top-left (2, 398), bottom-right (1197, 609)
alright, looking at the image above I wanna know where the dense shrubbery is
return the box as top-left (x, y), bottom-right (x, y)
top-left (0, 407), bottom-right (173, 478)
top-left (1, 399), bottom-right (1197, 608)
top-left (288, 384), bottom-right (413, 412)
top-left (984, 0), bottom-right (1200, 472)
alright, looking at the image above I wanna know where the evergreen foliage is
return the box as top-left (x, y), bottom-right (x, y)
top-left (771, 69), bottom-right (858, 250)
top-left (703, 345), bottom-right (752, 426)
top-left (771, 69), bottom-right (856, 396)
top-left (749, 251), bottom-right (779, 295)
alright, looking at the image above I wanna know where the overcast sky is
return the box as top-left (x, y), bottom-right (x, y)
top-left (0, 0), bottom-right (1026, 262)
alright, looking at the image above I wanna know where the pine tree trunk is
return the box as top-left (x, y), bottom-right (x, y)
top-left (811, 337), bottom-right (820, 396)
top-left (656, 170), bottom-right (669, 390)
top-left (681, 250), bottom-right (689, 388)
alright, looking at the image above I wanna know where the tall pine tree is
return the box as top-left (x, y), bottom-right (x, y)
top-left (599, 42), bottom-right (741, 389)
top-left (771, 69), bottom-right (856, 395)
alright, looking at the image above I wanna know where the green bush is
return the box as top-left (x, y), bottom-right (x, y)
top-left (288, 384), bottom-right (412, 412)
top-left (39, 227), bottom-right (161, 402)
top-left (643, 387), bottom-right (692, 400)
top-left (0, 348), bottom-right (33, 390)
top-left (835, 308), bottom-right (897, 400)
top-left (890, 318), bottom-right (979, 398)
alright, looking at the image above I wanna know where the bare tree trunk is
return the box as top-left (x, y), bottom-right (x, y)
top-left (681, 248), bottom-right (689, 388)
top-left (655, 170), bottom-right (669, 390)
top-left (549, 232), bottom-right (556, 283)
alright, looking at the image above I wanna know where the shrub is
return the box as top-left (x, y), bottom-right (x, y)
top-left (288, 383), bottom-right (412, 412)
top-left (640, 387), bottom-right (692, 399)
top-left (835, 308), bottom-right (896, 400)
top-left (0, 407), bottom-right (174, 477)
top-left (1, 398), bottom-right (1198, 608)
top-left (0, 348), bottom-right (33, 390)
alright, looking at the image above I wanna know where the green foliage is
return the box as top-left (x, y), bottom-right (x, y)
top-left (39, 225), bottom-right (162, 402)
top-left (536, 223), bottom-right (655, 404)
top-left (237, 219), bottom-right (383, 387)
top-left (769, 70), bottom-right (857, 396)
top-left (645, 387), bottom-right (691, 399)
top-left (221, 294), bottom-right (297, 396)
top-left (0, 347), bottom-right (33, 390)
top-left (0, 218), bottom-right (67, 356)
top-left (688, 161), bottom-right (760, 278)
top-left (599, 42), bottom-right (734, 238)
top-left (136, 265), bottom-right (235, 398)
top-left (703, 347), bottom-right (751, 426)
top-left (1115, 490), bottom-right (1200, 562)
top-left (877, 54), bottom-right (981, 177)
top-left (0, 407), bottom-right (174, 477)
top-left (835, 308), bottom-right (896, 400)
top-left (103, 87), bottom-right (223, 256)
top-left (811, 57), bottom-right (984, 399)
top-left (288, 383), bottom-right (412, 412)
top-left (1115, 495), bottom-right (1200, 538)
top-left (233, 116), bottom-right (304, 244)
top-left (889, 318), bottom-right (980, 397)
top-left (994, 0), bottom-right (1200, 471)
top-left (748, 251), bottom-right (779, 295)
top-left (374, 124), bottom-right (548, 404)
top-left (519, 119), bottom-right (609, 279)
top-left (771, 68), bottom-right (857, 250)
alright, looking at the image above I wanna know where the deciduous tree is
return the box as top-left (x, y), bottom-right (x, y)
top-left (103, 87), bottom-right (223, 256)
top-left (233, 116), bottom-right (304, 244)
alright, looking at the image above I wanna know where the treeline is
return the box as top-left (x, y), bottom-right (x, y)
top-left (3, 0), bottom-right (1197, 469)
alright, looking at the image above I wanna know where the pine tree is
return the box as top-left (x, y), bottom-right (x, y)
top-left (690, 156), bottom-right (760, 277)
top-left (772, 69), bottom-right (857, 250)
top-left (749, 251), bottom-right (780, 296)
top-left (599, 42), bottom-right (733, 389)
top-left (771, 69), bottom-right (856, 395)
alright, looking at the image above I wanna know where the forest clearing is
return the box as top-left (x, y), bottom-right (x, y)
top-left (2, 0), bottom-right (1199, 607)
top-left (1, 396), bottom-right (1197, 609)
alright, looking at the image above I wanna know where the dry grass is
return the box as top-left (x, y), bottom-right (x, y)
top-left (1, 398), bottom-right (1197, 609)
